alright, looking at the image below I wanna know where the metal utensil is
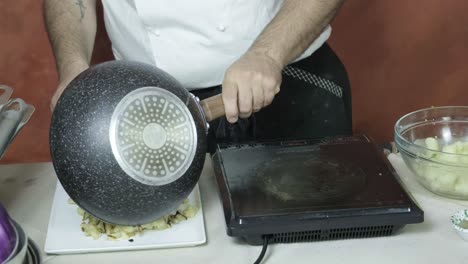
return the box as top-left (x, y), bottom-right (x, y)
top-left (0, 85), bottom-right (13, 111)
top-left (0, 98), bottom-right (35, 159)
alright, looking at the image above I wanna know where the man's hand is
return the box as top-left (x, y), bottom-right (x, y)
top-left (50, 63), bottom-right (88, 111)
top-left (222, 51), bottom-right (283, 123)
top-left (220, 0), bottom-right (343, 123)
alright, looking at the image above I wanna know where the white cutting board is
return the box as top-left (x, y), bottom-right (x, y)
top-left (45, 182), bottom-right (206, 254)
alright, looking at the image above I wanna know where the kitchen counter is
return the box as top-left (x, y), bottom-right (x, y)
top-left (0, 154), bottom-right (467, 264)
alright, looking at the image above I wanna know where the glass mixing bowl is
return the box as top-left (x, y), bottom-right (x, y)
top-left (395, 106), bottom-right (468, 200)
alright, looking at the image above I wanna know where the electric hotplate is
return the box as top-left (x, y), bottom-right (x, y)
top-left (212, 135), bottom-right (423, 245)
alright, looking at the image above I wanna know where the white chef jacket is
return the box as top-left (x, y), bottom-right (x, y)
top-left (101, 0), bottom-right (331, 89)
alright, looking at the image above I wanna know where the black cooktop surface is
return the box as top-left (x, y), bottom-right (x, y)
top-left (212, 135), bottom-right (423, 245)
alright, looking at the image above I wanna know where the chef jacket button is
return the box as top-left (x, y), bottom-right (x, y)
top-left (217, 25), bottom-right (226, 32)
top-left (154, 30), bottom-right (161, 36)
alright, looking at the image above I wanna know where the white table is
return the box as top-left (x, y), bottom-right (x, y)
top-left (0, 154), bottom-right (467, 264)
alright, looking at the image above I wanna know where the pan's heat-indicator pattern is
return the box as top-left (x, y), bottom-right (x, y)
top-left (109, 87), bottom-right (197, 186)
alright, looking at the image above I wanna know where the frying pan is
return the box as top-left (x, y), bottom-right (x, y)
top-left (50, 60), bottom-right (225, 225)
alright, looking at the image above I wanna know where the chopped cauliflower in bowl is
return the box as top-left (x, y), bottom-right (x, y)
top-left (395, 106), bottom-right (468, 200)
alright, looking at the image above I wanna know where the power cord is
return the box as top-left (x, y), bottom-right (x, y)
top-left (253, 235), bottom-right (272, 264)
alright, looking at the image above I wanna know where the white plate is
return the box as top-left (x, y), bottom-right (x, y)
top-left (45, 182), bottom-right (206, 254)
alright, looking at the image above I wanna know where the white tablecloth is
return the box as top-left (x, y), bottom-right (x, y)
top-left (0, 154), bottom-right (467, 264)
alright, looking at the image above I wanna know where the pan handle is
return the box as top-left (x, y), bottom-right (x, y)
top-left (200, 94), bottom-right (225, 122)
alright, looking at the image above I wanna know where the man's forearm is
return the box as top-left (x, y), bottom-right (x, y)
top-left (44, 0), bottom-right (97, 80)
top-left (250, 0), bottom-right (344, 67)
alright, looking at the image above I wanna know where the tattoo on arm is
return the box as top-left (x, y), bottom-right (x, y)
top-left (75, 0), bottom-right (86, 21)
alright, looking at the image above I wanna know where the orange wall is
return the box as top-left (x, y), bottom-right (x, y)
top-left (0, 0), bottom-right (112, 163)
top-left (328, 0), bottom-right (468, 141)
top-left (1, 0), bottom-right (56, 163)
top-left (1, 0), bottom-right (467, 163)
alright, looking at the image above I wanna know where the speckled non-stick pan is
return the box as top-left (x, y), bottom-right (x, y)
top-left (50, 60), bottom-right (224, 225)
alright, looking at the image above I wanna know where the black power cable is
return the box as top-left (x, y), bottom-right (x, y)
top-left (253, 235), bottom-right (272, 264)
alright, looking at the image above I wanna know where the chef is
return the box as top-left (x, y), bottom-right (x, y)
top-left (44, 0), bottom-right (351, 153)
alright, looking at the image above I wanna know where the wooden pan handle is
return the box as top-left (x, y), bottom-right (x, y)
top-left (200, 94), bottom-right (225, 122)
